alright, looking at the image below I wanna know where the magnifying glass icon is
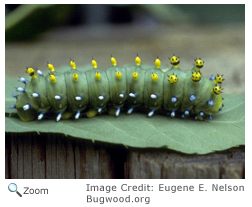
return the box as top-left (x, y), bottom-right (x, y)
top-left (8, 183), bottom-right (22, 197)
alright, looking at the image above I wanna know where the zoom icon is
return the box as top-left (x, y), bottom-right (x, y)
top-left (8, 183), bottom-right (22, 197)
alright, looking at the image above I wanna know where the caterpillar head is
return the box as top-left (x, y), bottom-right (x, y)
top-left (194, 58), bottom-right (204, 69)
top-left (168, 74), bottom-right (178, 84)
top-left (151, 73), bottom-right (158, 82)
top-left (192, 71), bottom-right (202, 82)
top-left (26, 67), bottom-right (37, 78)
top-left (154, 57), bottom-right (161, 69)
top-left (132, 72), bottom-right (138, 81)
top-left (169, 55), bottom-right (180, 67)
top-left (213, 85), bottom-right (222, 95)
top-left (215, 74), bottom-right (224, 84)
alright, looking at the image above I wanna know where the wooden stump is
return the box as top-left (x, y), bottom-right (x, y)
top-left (5, 133), bottom-right (244, 179)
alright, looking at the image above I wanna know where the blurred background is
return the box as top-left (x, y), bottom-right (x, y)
top-left (5, 4), bottom-right (245, 94)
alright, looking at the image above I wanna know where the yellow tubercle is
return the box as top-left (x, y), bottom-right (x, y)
top-left (92, 59), bottom-right (98, 69)
top-left (70, 60), bottom-right (76, 69)
top-left (73, 73), bottom-right (79, 82)
top-left (111, 56), bottom-right (117, 66)
top-left (47, 63), bottom-right (55, 72)
top-left (194, 58), bottom-right (204, 69)
top-left (49, 74), bottom-right (57, 83)
top-left (168, 74), bottom-right (178, 84)
top-left (192, 71), bottom-right (202, 82)
top-left (214, 74), bottom-right (224, 84)
top-left (170, 55), bottom-right (180, 67)
top-left (95, 71), bottom-right (101, 81)
top-left (116, 71), bottom-right (122, 80)
top-left (151, 73), bottom-right (158, 82)
top-left (26, 67), bottom-right (37, 78)
top-left (213, 85), bottom-right (222, 95)
top-left (132, 72), bottom-right (138, 81)
top-left (135, 55), bottom-right (141, 66)
top-left (154, 57), bottom-right (161, 69)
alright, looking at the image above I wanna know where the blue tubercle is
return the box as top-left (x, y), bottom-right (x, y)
top-left (129, 93), bottom-right (137, 98)
top-left (18, 76), bottom-right (28, 84)
top-left (171, 96), bottom-right (178, 103)
top-left (56, 112), bottom-right (62, 122)
top-left (23, 104), bottom-right (31, 111)
top-left (209, 75), bottom-right (215, 81)
top-left (12, 94), bottom-right (19, 99)
top-left (16, 87), bottom-right (25, 92)
top-left (148, 109), bottom-right (155, 117)
top-left (190, 94), bottom-right (196, 102)
top-left (184, 109), bottom-right (190, 116)
top-left (75, 111), bottom-right (81, 119)
top-left (38, 112), bottom-right (44, 120)
top-left (32, 92), bottom-right (40, 98)
top-left (127, 107), bottom-right (134, 114)
top-left (10, 104), bottom-right (16, 109)
top-left (207, 100), bottom-right (214, 107)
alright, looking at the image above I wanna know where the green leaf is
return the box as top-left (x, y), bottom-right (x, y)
top-left (5, 73), bottom-right (245, 154)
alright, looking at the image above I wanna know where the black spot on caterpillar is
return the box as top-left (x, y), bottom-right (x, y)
top-left (11, 55), bottom-right (224, 122)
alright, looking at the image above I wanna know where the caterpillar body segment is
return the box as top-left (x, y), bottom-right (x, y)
top-left (106, 66), bottom-right (128, 112)
top-left (125, 65), bottom-right (145, 110)
top-left (163, 67), bottom-right (186, 113)
top-left (13, 55), bottom-right (224, 121)
top-left (85, 69), bottom-right (110, 113)
top-left (144, 68), bottom-right (164, 114)
top-left (64, 70), bottom-right (89, 112)
top-left (46, 72), bottom-right (67, 114)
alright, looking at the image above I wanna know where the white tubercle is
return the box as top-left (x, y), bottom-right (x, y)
top-left (23, 104), bottom-right (30, 111)
top-left (150, 94), bottom-right (157, 99)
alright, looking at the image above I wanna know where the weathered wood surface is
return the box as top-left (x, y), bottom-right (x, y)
top-left (125, 148), bottom-right (245, 179)
top-left (5, 133), bottom-right (123, 179)
top-left (5, 133), bottom-right (244, 179)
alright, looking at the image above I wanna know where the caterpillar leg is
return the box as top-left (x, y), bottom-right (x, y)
top-left (196, 114), bottom-right (204, 121)
top-left (108, 108), bottom-right (121, 116)
top-left (87, 109), bottom-right (98, 118)
top-left (62, 111), bottom-right (74, 120)
top-left (108, 108), bottom-right (117, 116)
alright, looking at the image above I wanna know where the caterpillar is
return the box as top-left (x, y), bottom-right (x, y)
top-left (11, 55), bottom-right (224, 122)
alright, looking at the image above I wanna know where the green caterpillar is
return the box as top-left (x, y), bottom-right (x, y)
top-left (11, 55), bottom-right (224, 122)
